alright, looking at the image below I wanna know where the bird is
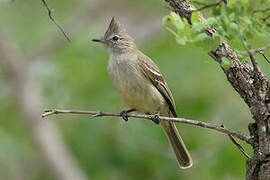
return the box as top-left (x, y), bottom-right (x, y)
top-left (92, 17), bottom-right (192, 169)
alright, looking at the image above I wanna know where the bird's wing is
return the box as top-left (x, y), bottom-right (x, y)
top-left (138, 51), bottom-right (178, 117)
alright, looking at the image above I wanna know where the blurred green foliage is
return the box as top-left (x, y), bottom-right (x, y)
top-left (163, 0), bottom-right (270, 53)
top-left (0, 0), bottom-right (269, 179)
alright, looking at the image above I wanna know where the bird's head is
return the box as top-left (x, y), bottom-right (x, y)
top-left (92, 17), bottom-right (136, 53)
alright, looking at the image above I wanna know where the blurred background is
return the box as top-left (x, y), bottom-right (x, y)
top-left (0, 0), bottom-right (269, 179)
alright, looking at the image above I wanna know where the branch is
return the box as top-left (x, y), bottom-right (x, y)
top-left (243, 39), bottom-right (261, 72)
top-left (165, 0), bottom-right (269, 121)
top-left (165, 0), bottom-right (270, 178)
top-left (228, 134), bottom-right (250, 158)
top-left (221, 125), bottom-right (250, 158)
top-left (41, 109), bottom-right (253, 144)
top-left (193, 0), bottom-right (227, 12)
top-left (238, 44), bottom-right (270, 55)
top-left (41, 0), bottom-right (71, 42)
top-left (237, 44), bottom-right (270, 63)
top-left (262, 14), bottom-right (270, 21)
top-left (253, 7), bottom-right (270, 13)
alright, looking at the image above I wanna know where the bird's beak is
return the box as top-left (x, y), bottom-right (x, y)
top-left (92, 38), bottom-right (105, 43)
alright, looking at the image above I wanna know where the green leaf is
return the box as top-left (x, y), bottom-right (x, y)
top-left (213, 33), bottom-right (222, 44)
top-left (242, 16), bottom-right (252, 25)
top-left (229, 22), bottom-right (243, 41)
top-left (194, 33), bottom-right (221, 52)
top-left (229, 23), bottom-right (239, 32)
top-left (192, 22), bottom-right (205, 33)
top-left (221, 57), bottom-right (232, 70)
top-left (220, 4), bottom-right (227, 16)
top-left (170, 12), bottom-right (185, 30)
top-left (175, 35), bottom-right (188, 45)
top-left (162, 15), bottom-right (170, 25)
top-left (207, 17), bottom-right (218, 27)
top-left (195, 33), bottom-right (209, 41)
top-left (237, 54), bottom-right (244, 62)
top-left (191, 11), bottom-right (200, 23)
top-left (241, 0), bottom-right (249, 5)
top-left (165, 27), bottom-right (178, 37)
top-left (228, 0), bottom-right (236, 7)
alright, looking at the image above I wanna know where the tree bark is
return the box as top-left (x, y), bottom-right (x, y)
top-left (165, 0), bottom-right (270, 179)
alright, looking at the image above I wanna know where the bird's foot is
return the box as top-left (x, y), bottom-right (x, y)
top-left (120, 109), bottom-right (135, 122)
top-left (120, 111), bottom-right (129, 122)
top-left (150, 111), bottom-right (161, 125)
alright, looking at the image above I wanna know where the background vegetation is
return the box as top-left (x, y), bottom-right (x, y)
top-left (0, 0), bottom-right (269, 179)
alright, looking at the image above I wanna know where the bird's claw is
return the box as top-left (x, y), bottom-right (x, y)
top-left (151, 112), bottom-right (161, 125)
top-left (120, 111), bottom-right (129, 122)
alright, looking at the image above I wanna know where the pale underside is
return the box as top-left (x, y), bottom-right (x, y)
top-left (107, 53), bottom-right (170, 116)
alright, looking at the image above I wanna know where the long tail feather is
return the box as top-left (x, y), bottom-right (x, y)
top-left (161, 121), bottom-right (193, 169)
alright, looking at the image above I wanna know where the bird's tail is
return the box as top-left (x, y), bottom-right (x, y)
top-left (161, 121), bottom-right (193, 169)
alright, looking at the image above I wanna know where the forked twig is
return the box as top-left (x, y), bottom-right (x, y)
top-left (221, 125), bottom-right (250, 158)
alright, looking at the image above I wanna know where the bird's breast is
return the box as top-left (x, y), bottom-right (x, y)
top-left (107, 55), bottom-right (167, 114)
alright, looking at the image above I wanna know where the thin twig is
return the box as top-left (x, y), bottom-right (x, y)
top-left (193, 0), bottom-right (226, 12)
top-left (228, 134), bottom-right (251, 158)
top-left (238, 44), bottom-right (270, 55)
top-left (41, 109), bottom-right (253, 144)
top-left (238, 44), bottom-right (270, 63)
top-left (243, 39), bottom-right (260, 72)
top-left (41, 0), bottom-right (71, 42)
top-left (258, 51), bottom-right (270, 63)
top-left (253, 7), bottom-right (270, 13)
top-left (221, 125), bottom-right (250, 158)
top-left (262, 14), bottom-right (270, 21)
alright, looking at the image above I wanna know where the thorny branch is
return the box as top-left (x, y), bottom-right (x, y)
top-left (41, 0), bottom-right (71, 42)
top-left (41, 109), bottom-right (253, 144)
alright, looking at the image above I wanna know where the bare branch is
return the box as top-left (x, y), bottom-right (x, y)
top-left (221, 125), bottom-right (250, 158)
top-left (41, 109), bottom-right (253, 144)
top-left (238, 44), bottom-right (270, 63)
top-left (262, 14), bottom-right (270, 21)
top-left (238, 44), bottom-right (270, 55)
top-left (243, 39), bottom-right (261, 72)
top-left (253, 7), bottom-right (270, 13)
top-left (228, 134), bottom-right (251, 158)
top-left (41, 0), bottom-right (71, 42)
top-left (258, 51), bottom-right (270, 63)
top-left (164, 0), bottom-right (270, 178)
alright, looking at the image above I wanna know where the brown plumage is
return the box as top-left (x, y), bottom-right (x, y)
top-left (92, 17), bottom-right (193, 169)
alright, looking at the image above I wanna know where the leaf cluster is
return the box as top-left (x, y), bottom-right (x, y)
top-left (163, 0), bottom-right (270, 53)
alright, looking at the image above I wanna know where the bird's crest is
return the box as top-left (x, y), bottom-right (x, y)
top-left (104, 17), bottom-right (125, 39)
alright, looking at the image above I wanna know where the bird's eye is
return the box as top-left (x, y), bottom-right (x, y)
top-left (112, 36), bottom-right (119, 41)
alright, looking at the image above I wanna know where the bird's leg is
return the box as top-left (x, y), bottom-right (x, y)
top-left (150, 109), bottom-right (161, 125)
top-left (120, 109), bottom-right (136, 122)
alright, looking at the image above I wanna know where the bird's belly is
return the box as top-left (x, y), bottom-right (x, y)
top-left (120, 80), bottom-right (164, 114)
top-left (108, 61), bottom-right (168, 115)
